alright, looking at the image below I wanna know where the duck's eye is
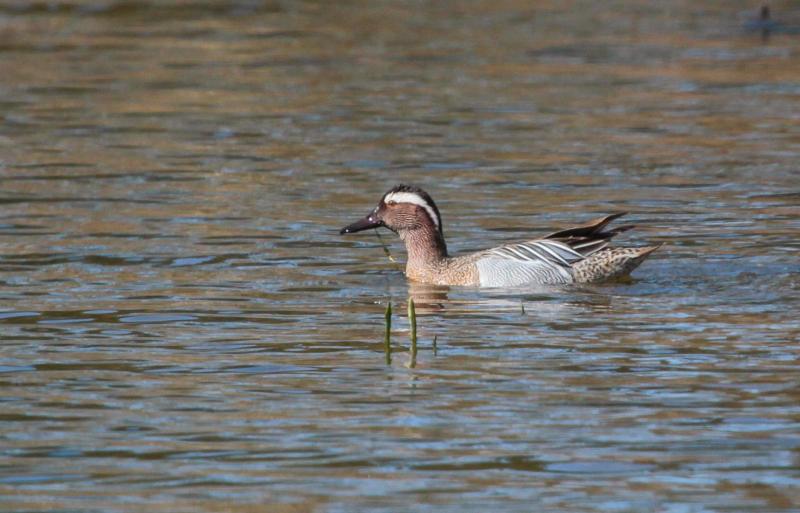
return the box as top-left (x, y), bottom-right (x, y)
top-left (386, 200), bottom-right (397, 207)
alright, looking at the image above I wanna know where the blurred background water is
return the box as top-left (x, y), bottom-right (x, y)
top-left (1, 1), bottom-right (799, 512)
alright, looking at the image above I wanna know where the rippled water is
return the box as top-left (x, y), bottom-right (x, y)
top-left (1, 1), bottom-right (799, 512)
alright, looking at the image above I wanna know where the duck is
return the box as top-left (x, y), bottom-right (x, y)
top-left (340, 184), bottom-right (662, 287)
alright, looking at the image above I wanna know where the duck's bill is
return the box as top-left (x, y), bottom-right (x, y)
top-left (340, 213), bottom-right (382, 234)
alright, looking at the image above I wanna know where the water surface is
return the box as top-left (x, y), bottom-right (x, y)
top-left (1, 1), bottom-right (799, 512)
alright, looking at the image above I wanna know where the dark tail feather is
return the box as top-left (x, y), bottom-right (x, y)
top-left (545, 212), bottom-right (628, 240)
top-left (603, 224), bottom-right (636, 238)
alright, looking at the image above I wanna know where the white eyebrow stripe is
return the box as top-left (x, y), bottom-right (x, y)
top-left (384, 191), bottom-right (440, 229)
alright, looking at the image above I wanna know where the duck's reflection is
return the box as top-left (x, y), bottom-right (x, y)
top-left (406, 281), bottom-right (450, 313)
top-left (405, 280), bottom-right (614, 318)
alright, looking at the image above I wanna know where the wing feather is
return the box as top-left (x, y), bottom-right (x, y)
top-left (487, 239), bottom-right (584, 268)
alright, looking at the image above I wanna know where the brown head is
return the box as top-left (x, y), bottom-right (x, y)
top-left (340, 184), bottom-right (448, 257)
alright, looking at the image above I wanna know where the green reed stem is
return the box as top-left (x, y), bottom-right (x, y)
top-left (520, 300), bottom-right (525, 315)
top-left (384, 302), bottom-right (392, 365)
top-left (432, 335), bottom-right (438, 356)
top-left (408, 297), bottom-right (417, 368)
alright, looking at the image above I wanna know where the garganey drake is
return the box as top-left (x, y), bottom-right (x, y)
top-left (340, 184), bottom-right (661, 287)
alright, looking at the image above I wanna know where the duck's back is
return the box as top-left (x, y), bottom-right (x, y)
top-left (404, 212), bottom-right (661, 287)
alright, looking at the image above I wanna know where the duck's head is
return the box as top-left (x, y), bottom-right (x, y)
top-left (340, 184), bottom-right (443, 238)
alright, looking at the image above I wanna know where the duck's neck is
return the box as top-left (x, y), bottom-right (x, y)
top-left (400, 226), bottom-right (448, 273)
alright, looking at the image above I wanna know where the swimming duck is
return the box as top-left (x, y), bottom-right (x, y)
top-left (340, 184), bottom-right (661, 287)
